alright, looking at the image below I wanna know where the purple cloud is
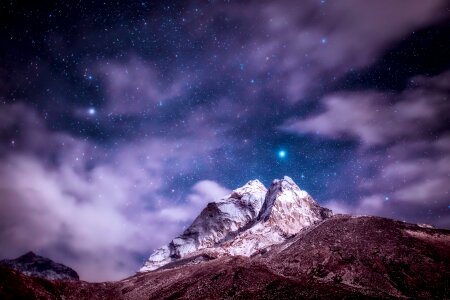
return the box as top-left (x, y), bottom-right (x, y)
top-left (189, 0), bottom-right (447, 101)
top-left (282, 84), bottom-right (448, 146)
top-left (0, 103), bottom-right (231, 281)
top-left (284, 71), bottom-right (450, 227)
top-left (97, 56), bottom-right (185, 115)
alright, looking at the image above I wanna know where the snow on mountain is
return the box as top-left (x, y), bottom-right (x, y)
top-left (140, 176), bottom-right (332, 272)
top-left (140, 179), bottom-right (267, 272)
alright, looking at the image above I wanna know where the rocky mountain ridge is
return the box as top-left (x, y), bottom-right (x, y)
top-left (0, 251), bottom-right (79, 281)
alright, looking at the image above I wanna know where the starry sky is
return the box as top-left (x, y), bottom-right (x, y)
top-left (0, 0), bottom-right (449, 281)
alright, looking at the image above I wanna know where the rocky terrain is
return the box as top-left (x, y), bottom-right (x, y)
top-left (1, 177), bottom-right (449, 299)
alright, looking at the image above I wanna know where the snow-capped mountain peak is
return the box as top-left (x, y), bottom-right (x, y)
top-left (258, 176), bottom-right (308, 220)
top-left (140, 176), bottom-right (332, 272)
top-left (257, 176), bottom-right (330, 235)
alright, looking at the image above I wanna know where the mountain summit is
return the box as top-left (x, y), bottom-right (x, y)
top-left (0, 251), bottom-right (79, 281)
top-left (140, 176), bottom-right (332, 272)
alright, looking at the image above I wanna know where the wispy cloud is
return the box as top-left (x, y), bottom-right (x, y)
top-left (284, 72), bottom-right (450, 227)
top-left (0, 103), bottom-right (230, 281)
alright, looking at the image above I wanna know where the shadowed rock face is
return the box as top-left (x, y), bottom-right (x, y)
top-left (1, 215), bottom-right (449, 299)
top-left (0, 251), bottom-right (79, 281)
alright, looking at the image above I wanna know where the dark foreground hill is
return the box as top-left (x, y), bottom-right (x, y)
top-left (1, 215), bottom-right (449, 299)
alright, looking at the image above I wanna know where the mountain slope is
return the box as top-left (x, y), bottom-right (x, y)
top-left (256, 215), bottom-right (450, 299)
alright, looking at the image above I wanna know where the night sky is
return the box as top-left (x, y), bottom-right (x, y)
top-left (1, 1), bottom-right (449, 281)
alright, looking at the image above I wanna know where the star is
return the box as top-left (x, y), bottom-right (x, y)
top-left (88, 108), bottom-right (96, 115)
top-left (278, 150), bottom-right (286, 158)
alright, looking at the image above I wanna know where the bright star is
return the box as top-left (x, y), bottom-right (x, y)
top-left (278, 150), bottom-right (286, 158)
top-left (88, 108), bottom-right (96, 115)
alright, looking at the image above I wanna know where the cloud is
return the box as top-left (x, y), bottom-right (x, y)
top-left (293, 72), bottom-right (450, 227)
top-left (189, 0), bottom-right (447, 101)
top-left (159, 180), bottom-right (231, 222)
top-left (325, 137), bottom-right (450, 228)
top-left (187, 180), bottom-right (231, 205)
top-left (97, 56), bottom-right (185, 115)
top-left (0, 103), bottom-right (230, 281)
top-left (282, 87), bottom-right (448, 146)
top-left (326, 195), bottom-right (385, 216)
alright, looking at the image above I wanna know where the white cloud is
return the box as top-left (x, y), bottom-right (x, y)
top-left (297, 72), bottom-right (450, 228)
top-left (282, 83), bottom-right (448, 146)
top-left (187, 180), bottom-right (231, 205)
top-left (0, 103), bottom-right (229, 281)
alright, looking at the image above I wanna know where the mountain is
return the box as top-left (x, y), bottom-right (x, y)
top-left (0, 251), bottom-right (79, 281)
top-left (1, 176), bottom-right (449, 299)
top-left (1, 216), bottom-right (449, 299)
top-left (141, 176), bottom-right (332, 271)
